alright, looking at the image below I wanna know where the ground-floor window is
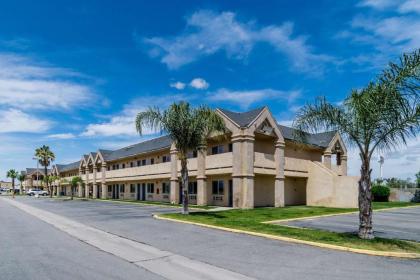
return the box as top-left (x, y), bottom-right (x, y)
top-left (108, 185), bottom-right (112, 192)
top-left (147, 183), bottom-right (154, 193)
top-left (130, 184), bottom-right (135, 193)
top-left (162, 182), bottom-right (170, 194)
top-left (120, 184), bottom-right (125, 193)
top-left (212, 180), bottom-right (224, 195)
top-left (188, 181), bottom-right (197, 194)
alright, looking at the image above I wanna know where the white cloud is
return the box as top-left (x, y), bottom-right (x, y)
top-left (341, 1), bottom-right (420, 69)
top-left (347, 137), bottom-right (420, 180)
top-left (142, 10), bottom-right (333, 73)
top-left (189, 78), bottom-right (209, 89)
top-left (46, 133), bottom-right (76, 140)
top-left (169, 81), bottom-right (186, 90)
top-left (207, 88), bottom-right (301, 109)
top-left (0, 53), bottom-right (95, 110)
top-left (0, 109), bottom-right (52, 133)
top-left (81, 94), bottom-right (189, 137)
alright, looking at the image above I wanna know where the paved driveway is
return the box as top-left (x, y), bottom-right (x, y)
top-left (7, 197), bottom-right (420, 280)
top-left (285, 207), bottom-right (420, 242)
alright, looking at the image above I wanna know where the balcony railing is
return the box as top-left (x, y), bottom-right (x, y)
top-left (106, 162), bottom-right (171, 179)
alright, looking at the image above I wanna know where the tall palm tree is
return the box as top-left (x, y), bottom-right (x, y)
top-left (17, 172), bottom-right (26, 195)
top-left (294, 50), bottom-right (420, 239)
top-left (6, 169), bottom-right (18, 198)
top-left (35, 145), bottom-right (55, 198)
top-left (70, 176), bottom-right (83, 200)
top-left (136, 102), bottom-right (226, 214)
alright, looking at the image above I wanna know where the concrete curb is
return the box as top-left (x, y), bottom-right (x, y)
top-left (154, 215), bottom-right (420, 259)
top-left (264, 205), bottom-right (420, 224)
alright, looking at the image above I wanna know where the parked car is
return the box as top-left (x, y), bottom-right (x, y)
top-left (27, 189), bottom-right (48, 196)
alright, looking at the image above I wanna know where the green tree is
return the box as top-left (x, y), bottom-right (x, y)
top-left (416, 171), bottom-right (420, 188)
top-left (70, 176), bottom-right (83, 200)
top-left (17, 172), bottom-right (26, 195)
top-left (6, 169), bottom-right (18, 198)
top-left (35, 145), bottom-right (55, 198)
top-left (44, 175), bottom-right (60, 195)
top-left (136, 102), bottom-right (226, 214)
top-left (294, 50), bottom-right (420, 239)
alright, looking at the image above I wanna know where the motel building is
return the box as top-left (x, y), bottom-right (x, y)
top-left (29, 107), bottom-right (358, 208)
top-left (22, 168), bottom-right (51, 190)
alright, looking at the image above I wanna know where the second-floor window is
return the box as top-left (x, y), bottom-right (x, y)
top-left (130, 162), bottom-right (134, 168)
top-left (150, 158), bottom-right (154, 165)
top-left (142, 159), bottom-right (147, 166)
top-left (162, 155), bottom-right (170, 162)
top-left (211, 145), bottom-right (224, 155)
top-left (122, 163), bottom-right (126, 169)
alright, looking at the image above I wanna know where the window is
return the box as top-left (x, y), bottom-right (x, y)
top-left (187, 150), bottom-right (198, 158)
top-left (108, 185), bottom-right (112, 192)
top-left (130, 184), bottom-right (135, 193)
top-left (228, 143), bottom-right (233, 152)
top-left (212, 180), bottom-right (224, 195)
top-left (130, 162), bottom-right (134, 168)
top-left (142, 159), bottom-right (147, 166)
top-left (162, 155), bottom-right (170, 163)
top-left (188, 182), bottom-right (197, 194)
top-left (150, 158), bottom-right (154, 165)
top-left (137, 160), bottom-right (141, 166)
top-left (147, 183), bottom-right (154, 193)
top-left (162, 182), bottom-right (170, 194)
top-left (120, 184), bottom-right (125, 193)
top-left (211, 145), bottom-right (224, 155)
top-left (122, 163), bottom-right (126, 169)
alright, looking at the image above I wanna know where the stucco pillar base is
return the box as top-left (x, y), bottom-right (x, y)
top-left (92, 184), bottom-right (98, 199)
top-left (232, 176), bottom-right (254, 208)
top-left (274, 178), bottom-right (285, 207)
top-left (170, 180), bottom-right (179, 204)
top-left (85, 184), bottom-right (90, 198)
top-left (101, 183), bottom-right (107, 199)
top-left (196, 178), bottom-right (207, 206)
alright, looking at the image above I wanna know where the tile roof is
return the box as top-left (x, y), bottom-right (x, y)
top-left (56, 161), bottom-right (80, 172)
top-left (25, 168), bottom-right (51, 175)
top-left (102, 135), bottom-right (172, 161)
top-left (218, 107), bottom-right (265, 128)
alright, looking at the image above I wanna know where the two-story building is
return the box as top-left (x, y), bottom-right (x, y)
top-left (48, 107), bottom-right (358, 208)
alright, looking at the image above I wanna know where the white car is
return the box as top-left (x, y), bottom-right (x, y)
top-left (27, 189), bottom-right (48, 196)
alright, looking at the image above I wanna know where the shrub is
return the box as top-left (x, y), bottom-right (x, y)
top-left (371, 184), bottom-right (390, 202)
top-left (411, 190), bottom-right (420, 203)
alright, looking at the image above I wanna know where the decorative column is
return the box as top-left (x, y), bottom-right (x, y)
top-left (78, 168), bottom-right (83, 197)
top-left (92, 166), bottom-right (98, 199)
top-left (323, 151), bottom-right (332, 169)
top-left (341, 155), bottom-right (348, 176)
top-left (169, 144), bottom-right (180, 204)
top-left (84, 167), bottom-right (90, 198)
top-left (232, 134), bottom-right (255, 209)
top-left (274, 141), bottom-right (285, 207)
top-left (101, 163), bottom-right (107, 199)
top-left (196, 145), bottom-right (207, 206)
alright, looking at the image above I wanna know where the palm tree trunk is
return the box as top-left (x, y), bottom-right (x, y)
top-left (12, 178), bottom-right (15, 199)
top-left (71, 186), bottom-right (74, 200)
top-left (181, 158), bottom-right (189, 215)
top-left (358, 156), bottom-right (374, 239)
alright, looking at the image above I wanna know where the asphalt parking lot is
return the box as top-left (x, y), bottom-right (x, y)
top-left (285, 206), bottom-right (420, 242)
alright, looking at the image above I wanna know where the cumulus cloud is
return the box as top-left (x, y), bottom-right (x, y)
top-left (189, 78), bottom-right (209, 89)
top-left (141, 10), bottom-right (333, 73)
top-left (207, 88), bottom-right (301, 109)
top-left (169, 81), bottom-right (186, 90)
top-left (0, 53), bottom-right (95, 110)
top-left (0, 109), bottom-right (52, 133)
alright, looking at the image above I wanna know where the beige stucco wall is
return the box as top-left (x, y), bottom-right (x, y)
top-left (254, 175), bottom-right (274, 207)
top-left (284, 177), bottom-right (307, 205)
top-left (306, 162), bottom-right (358, 208)
top-left (284, 142), bottom-right (322, 162)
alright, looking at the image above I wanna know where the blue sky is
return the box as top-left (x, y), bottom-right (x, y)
top-left (0, 0), bottom-right (419, 181)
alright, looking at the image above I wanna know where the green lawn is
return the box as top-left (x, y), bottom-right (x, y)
top-left (96, 198), bottom-right (216, 210)
top-left (162, 203), bottom-right (420, 254)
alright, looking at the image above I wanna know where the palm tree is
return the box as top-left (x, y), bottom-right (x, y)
top-left (136, 102), bottom-right (226, 214)
top-left (17, 172), bottom-right (26, 195)
top-left (6, 169), bottom-right (18, 198)
top-left (35, 145), bottom-right (55, 198)
top-left (294, 50), bottom-right (420, 239)
top-left (44, 175), bottom-right (59, 196)
top-left (70, 176), bottom-right (83, 200)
